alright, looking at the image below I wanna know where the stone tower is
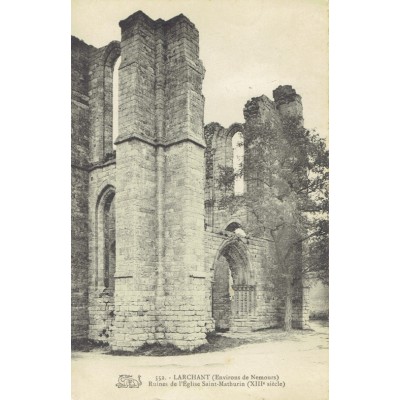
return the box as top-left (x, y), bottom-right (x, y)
top-left (273, 85), bottom-right (304, 125)
top-left (112, 11), bottom-right (207, 351)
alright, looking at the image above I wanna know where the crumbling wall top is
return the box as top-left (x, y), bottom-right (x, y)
top-left (273, 85), bottom-right (302, 107)
top-left (71, 35), bottom-right (96, 50)
top-left (119, 10), bottom-right (196, 32)
top-left (243, 95), bottom-right (278, 123)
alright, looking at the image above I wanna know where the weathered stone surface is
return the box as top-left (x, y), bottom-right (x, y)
top-left (71, 36), bottom-right (91, 340)
top-left (71, 10), bottom-right (310, 349)
top-left (273, 85), bottom-right (304, 123)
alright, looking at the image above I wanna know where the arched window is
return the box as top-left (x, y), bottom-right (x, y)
top-left (96, 186), bottom-right (116, 291)
top-left (112, 56), bottom-right (121, 150)
top-left (89, 42), bottom-right (120, 163)
top-left (103, 194), bottom-right (115, 289)
top-left (232, 132), bottom-right (244, 196)
top-left (102, 42), bottom-right (120, 159)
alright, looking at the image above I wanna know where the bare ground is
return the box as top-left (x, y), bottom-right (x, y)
top-left (72, 321), bottom-right (328, 400)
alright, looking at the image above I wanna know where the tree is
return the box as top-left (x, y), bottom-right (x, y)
top-left (217, 115), bottom-right (329, 331)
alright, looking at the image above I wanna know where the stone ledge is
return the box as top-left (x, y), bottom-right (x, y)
top-left (115, 132), bottom-right (205, 149)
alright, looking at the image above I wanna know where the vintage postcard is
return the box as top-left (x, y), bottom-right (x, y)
top-left (71, 1), bottom-right (329, 399)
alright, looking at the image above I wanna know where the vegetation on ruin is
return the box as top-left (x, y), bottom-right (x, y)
top-left (218, 115), bottom-right (329, 331)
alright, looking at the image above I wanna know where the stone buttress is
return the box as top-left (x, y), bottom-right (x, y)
top-left (113, 11), bottom-right (207, 351)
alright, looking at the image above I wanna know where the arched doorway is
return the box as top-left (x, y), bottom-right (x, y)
top-left (212, 238), bottom-right (255, 331)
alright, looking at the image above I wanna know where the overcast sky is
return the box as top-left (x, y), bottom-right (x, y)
top-left (72, 0), bottom-right (328, 139)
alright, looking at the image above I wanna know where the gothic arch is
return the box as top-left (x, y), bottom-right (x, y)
top-left (103, 41), bottom-right (121, 68)
top-left (95, 185), bottom-right (116, 290)
top-left (102, 42), bottom-right (121, 157)
top-left (215, 236), bottom-right (253, 284)
top-left (210, 122), bottom-right (244, 156)
top-left (211, 236), bottom-right (256, 330)
top-left (226, 123), bottom-right (244, 141)
top-left (89, 41), bottom-right (121, 163)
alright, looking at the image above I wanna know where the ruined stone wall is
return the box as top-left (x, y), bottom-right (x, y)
top-left (87, 162), bottom-right (116, 342)
top-left (71, 37), bottom-right (92, 340)
top-left (72, 32), bottom-right (121, 342)
top-left (205, 88), bottom-right (304, 233)
top-left (72, 11), bottom-right (207, 350)
top-left (72, 10), bottom-right (311, 346)
top-left (204, 229), bottom-right (286, 332)
top-left (273, 85), bottom-right (304, 124)
top-left (204, 86), bottom-right (310, 330)
top-left (204, 123), bottom-right (248, 232)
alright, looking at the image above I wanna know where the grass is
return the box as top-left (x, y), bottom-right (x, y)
top-left (108, 332), bottom-right (252, 356)
top-left (71, 338), bottom-right (110, 352)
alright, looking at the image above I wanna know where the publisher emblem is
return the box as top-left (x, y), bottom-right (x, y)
top-left (116, 375), bottom-right (142, 388)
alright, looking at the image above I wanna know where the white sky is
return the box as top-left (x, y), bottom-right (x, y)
top-left (72, 0), bottom-right (328, 138)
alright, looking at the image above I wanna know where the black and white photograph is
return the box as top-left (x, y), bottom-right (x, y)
top-left (71, 0), bottom-right (328, 398)
top-left (5, 1), bottom-right (400, 400)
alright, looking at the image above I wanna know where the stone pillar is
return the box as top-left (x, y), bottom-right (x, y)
top-left (112, 12), bottom-right (157, 352)
top-left (162, 15), bottom-right (207, 349)
top-left (113, 11), bottom-right (206, 351)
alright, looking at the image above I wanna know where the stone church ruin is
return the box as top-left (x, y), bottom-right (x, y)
top-left (71, 10), bottom-right (310, 352)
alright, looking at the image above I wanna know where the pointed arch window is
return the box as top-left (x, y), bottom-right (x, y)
top-left (232, 132), bottom-right (244, 196)
top-left (112, 56), bottom-right (121, 150)
top-left (96, 187), bottom-right (116, 291)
